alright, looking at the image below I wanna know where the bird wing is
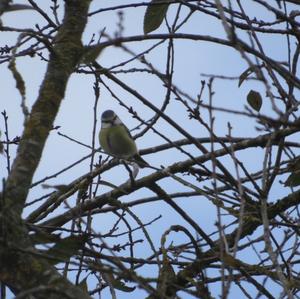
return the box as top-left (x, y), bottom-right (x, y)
top-left (109, 121), bottom-right (134, 146)
top-left (122, 123), bottom-right (133, 139)
top-left (105, 128), bottom-right (113, 151)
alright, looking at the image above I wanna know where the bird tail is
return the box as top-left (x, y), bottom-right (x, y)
top-left (133, 154), bottom-right (149, 168)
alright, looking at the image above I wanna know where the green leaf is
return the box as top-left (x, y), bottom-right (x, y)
top-left (143, 0), bottom-right (171, 34)
top-left (112, 280), bottom-right (136, 292)
top-left (106, 272), bottom-right (136, 292)
top-left (44, 235), bottom-right (88, 265)
top-left (247, 90), bottom-right (262, 112)
top-left (284, 171), bottom-right (300, 187)
top-left (238, 66), bottom-right (255, 87)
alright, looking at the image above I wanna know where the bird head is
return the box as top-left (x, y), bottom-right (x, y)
top-left (101, 110), bottom-right (122, 128)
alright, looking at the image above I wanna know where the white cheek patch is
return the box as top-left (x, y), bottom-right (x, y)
top-left (101, 115), bottom-right (124, 129)
top-left (114, 117), bottom-right (123, 125)
top-left (101, 122), bottom-right (111, 128)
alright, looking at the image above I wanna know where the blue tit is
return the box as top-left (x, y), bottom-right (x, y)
top-left (99, 110), bottom-right (148, 168)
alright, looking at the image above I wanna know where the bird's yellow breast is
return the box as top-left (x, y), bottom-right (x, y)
top-left (99, 125), bottom-right (138, 158)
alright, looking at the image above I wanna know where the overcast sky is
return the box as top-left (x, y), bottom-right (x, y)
top-left (1, 1), bottom-right (300, 298)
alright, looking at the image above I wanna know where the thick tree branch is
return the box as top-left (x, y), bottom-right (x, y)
top-left (0, 1), bottom-right (92, 298)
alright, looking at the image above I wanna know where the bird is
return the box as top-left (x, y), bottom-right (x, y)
top-left (99, 110), bottom-right (148, 168)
